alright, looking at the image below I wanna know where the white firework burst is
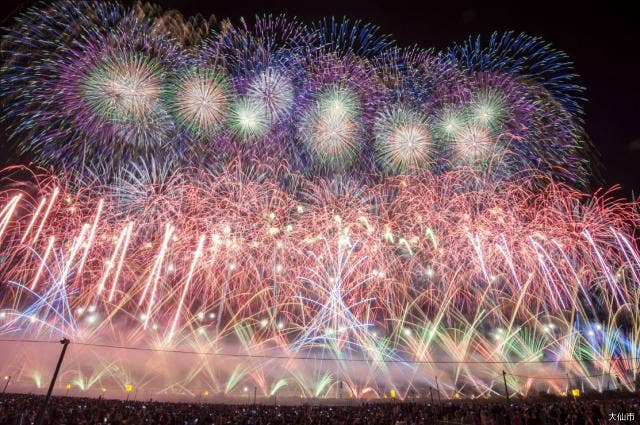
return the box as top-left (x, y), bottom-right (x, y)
top-left (374, 107), bottom-right (434, 173)
top-left (246, 68), bottom-right (294, 125)
top-left (166, 67), bottom-right (232, 138)
top-left (228, 97), bottom-right (269, 141)
top-left (298, 84), bottom-right (362, 168)
top-left (452, 124), bottom-right (496, 166)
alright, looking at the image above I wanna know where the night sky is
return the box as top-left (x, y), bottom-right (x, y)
top-left (1, 0), bottom-right (638, 195)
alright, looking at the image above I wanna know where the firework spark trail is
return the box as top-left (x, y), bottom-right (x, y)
top-left (0, 169), bottom-right (636, 396)
top-left (107, 222), bottom-right (133, 302)
top-left (30, 236), bottom-right (55, 291)
top-left (0, 194), bottom-right (21, 243)
top-left (31, 188), bottom-right (59, 246)
top-left (140, 223), bottom-right (174, 329)
top-left (167, 234), bottom-right (205, 342)
top-left (583, 230), bottom-right (624, 308)
top-left (96, 221), bottom-right (128, 296)
top-left (612, 229), bottom-right (640, 284)
top-left (20, 196), bottom-right (47, 244)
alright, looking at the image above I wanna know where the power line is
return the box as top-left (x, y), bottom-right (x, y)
top-left (1, 338), bottom-right (638, 366)
top-left (506, 372), bottom-right (607, 380)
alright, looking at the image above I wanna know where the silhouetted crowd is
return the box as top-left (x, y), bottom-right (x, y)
top-left (1, 392), bottom-right (638, 425)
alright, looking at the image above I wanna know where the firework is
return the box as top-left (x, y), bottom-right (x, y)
top-left (0, 167), bottom-right (638, 398)
top-left (312, 17), bottom-right (394, 57)
top-left (81, 52), bottom-right (164, 124)
top-left (164, 67), bottom-right (233, 139)
top-left (450, 124), bottom-right (497, 167)
top-left (467, 89), bottom-right (508, 131)
top-left (446, 32), bottom-right (584, 117)
top-left (0, 3), bottom-right (591, 184)
top-left (0, 1), bottom-right (184, 169)
top-left (0, 0), bottom-right (633, 402)
top-left (433, 106), bottom-right (466, 142)
top-left (298, 84), bottom-right (363, 168)
top-left (228, 97), bottom-right (270, 141)
top-left (373, 107), bottom-right (434, 173)
top-left (246, 68), bottom-right (295, 125)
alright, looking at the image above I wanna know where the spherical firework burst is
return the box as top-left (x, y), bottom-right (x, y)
top-left (450, 124), bottom-right (497, 167)
top-left (246, 68), bottom-right (294, 125)
top-left (81, 53), bottom-right (164, 123)
top-left (374, 107), bottom-right (434, 173)
top-left (0, 1), bottom-right (185, 169)
top-left (433, 106), bottom-right (466, 142)
top-left (298, 84), bottom-right (363, 168)
top-left (164, 67), bottom-right (232, 139)
top-left (446, 31), bottom-right (584, 117)
top-left (468, 89), bottom-right (508, 131)
top-left (228, 97), bottom-right (270, 141)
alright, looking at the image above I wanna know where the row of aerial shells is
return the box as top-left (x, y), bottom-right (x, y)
top-left (0, 0), bottom-right (590, 187)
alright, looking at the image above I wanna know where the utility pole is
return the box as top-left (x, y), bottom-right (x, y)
top-left (2, 375), bottom-right (10, 394)
top-left (253, 386), bottom-right (257, 405)
top-left (502, 370), bottom-right (512, 424)
top-left (435, 376), bottom-right (442, 405)
top-left (502, 371), bottom-right (510, 402)
top-left (429, 386), bottom-right (434, 406)
top-left (35, 338), bottom-right (70, 425)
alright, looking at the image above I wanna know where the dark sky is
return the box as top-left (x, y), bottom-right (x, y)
top-left (2, 1), bottom-right (639, 195)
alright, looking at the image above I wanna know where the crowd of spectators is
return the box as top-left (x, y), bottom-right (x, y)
top-left (1, 392), bottom-right (638, 425)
